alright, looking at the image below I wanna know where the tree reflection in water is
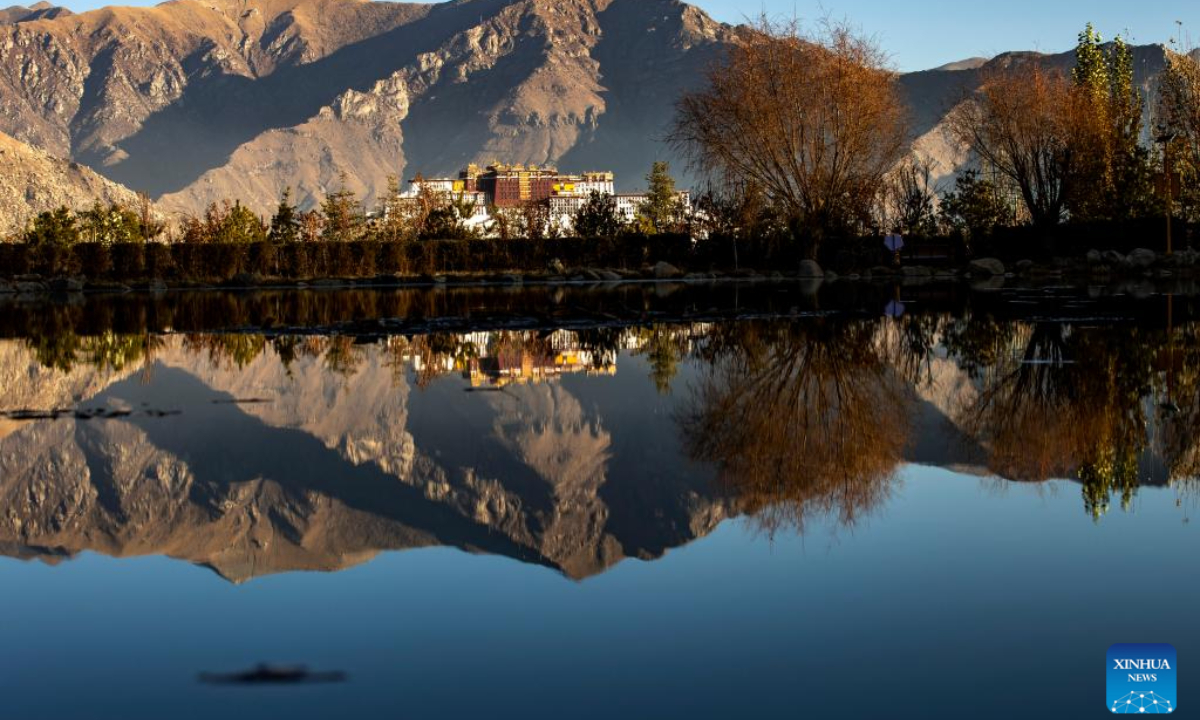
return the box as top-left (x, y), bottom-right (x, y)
top-left (12, 309), bottom-right (1200, 525)
top-left (950, 318), bottom-right (1200, 519)
top-left (679, 320), bottom-right (921, 534)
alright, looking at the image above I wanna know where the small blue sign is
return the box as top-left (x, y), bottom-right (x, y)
top-left (1108, 644), bottom-right (1176, 714)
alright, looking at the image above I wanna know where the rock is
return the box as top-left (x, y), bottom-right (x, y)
top-left (14, 281), bottom-right (47, 293)
top-left (1086, 249), bottom-right (1103, 265)
top-left (867, 266), bottom-right (896, 278)
top-left (431, 275), bottom-right (447, 285)
top-left (148, 278), bottom-right (168, 292)
top-left (934, 270), bottom-right (959, 281)
top-left (684, 272), bottom-right (709, 281)
top-left (824, 271), bottom-right (839, 281)
top-left (597, 270), bottom-right (622, 282)
top-left (1102, 250), bottom-right (1128, 267)
top-left (49, 276), bottom-right (85, 292)
top-left (1015, 259), bottom-right (1034, 273)
top-left (1127, 248), bottom-right (1157, 269)
top-left (797, 259), bottom-right (823, 278)
top-left (581, 268), bottom-right (603, 281)
top-left (313, 278), bottom-right (346, 287)
top-left (898, 266), bottom-right (932, 278)
top-left (547, 258), bottom-right (565, 275)
top-left (0, 279), bottom-right (15, 293)
top-left (769, 271), bottom-right (785, 281)
top-left (653, 261), bottom-right (683, 279)
top-left (501, 273), bottom-right (524, 285)
top-left (968, 258), bottom-right (1006, 276)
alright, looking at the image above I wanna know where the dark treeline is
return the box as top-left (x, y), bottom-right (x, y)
top-left (0, 235), bottom-right (717, 283)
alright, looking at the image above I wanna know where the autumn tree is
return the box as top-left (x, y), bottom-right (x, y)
top-left (1158, 45), bottom-right (1200, 221)
top-left (671, 17), bottom-right (908, 257)
top-left (321, 173), bottom-right (365, 242)
top-left (1068, 25), bottom-right (1157, 222)
top-left (949, 63), bottom-right (1078, 228)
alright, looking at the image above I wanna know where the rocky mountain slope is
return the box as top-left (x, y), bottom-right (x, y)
top-left (0, 0), bottom-right (1188, 219)
top-left (0, 129), bottom-right (142, 236)
top-left (0, 0), bottom-right (733, 216)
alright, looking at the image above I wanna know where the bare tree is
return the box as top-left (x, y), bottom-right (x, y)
top-left (881, 154), bottom-right (940, 236)
top-left (670, 17), bottom-right (908, 257)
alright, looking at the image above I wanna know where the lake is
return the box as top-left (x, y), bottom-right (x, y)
top-left (1, 283), bottom-right (1197, 718)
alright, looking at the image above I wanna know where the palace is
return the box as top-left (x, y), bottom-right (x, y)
top-left (405, 163), bottom-right (691, 235)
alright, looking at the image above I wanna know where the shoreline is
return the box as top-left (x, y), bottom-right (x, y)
top-left (3, 249), bottom-right (1198, 295)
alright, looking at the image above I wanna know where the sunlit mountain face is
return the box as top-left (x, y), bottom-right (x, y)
top-left (2, 286), bottom-right (1196, 583)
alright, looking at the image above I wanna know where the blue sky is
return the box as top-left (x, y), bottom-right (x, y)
top-left (42, 0), bottom-right (1197, 71)
top-left (698, 0), bottom-right (1195, 70)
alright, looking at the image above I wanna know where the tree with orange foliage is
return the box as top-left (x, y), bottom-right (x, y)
top-left (671, 18), bottom-right (908, 258)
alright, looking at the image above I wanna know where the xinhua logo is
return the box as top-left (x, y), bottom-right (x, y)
top-left (1108, 644), bottom-right (1177, 714)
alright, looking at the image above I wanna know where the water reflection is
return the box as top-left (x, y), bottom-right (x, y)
top-left (2, 306), bottom-right (1199, 582)
top-left (680, 320), bottom-right (915, 533)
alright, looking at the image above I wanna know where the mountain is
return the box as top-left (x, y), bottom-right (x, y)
top-left (0, 0), bottom-right (1186, 219)
top-left (0, 0), bottom-right (734, 217)
top-left (0, 129), bottom-right (142, 236)
top-left (0, 1), bottom-right (70, 23)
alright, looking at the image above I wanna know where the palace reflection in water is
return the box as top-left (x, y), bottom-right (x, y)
top-left (3, 301), bottom-right (1200, 584)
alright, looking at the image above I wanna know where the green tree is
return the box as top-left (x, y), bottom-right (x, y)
top-left (269, 188), bottom-right (300, 243)
top-left (24, 206), bottom-right (79, 246)
top-left (79, 202), bottom-right (145, 244)
top-left (219, 201), bottom-right (267, 243)
top-left (572, 191), bottom-right (623, 238)
top-left (939, 170), bottom-right (1014, 247)
top-left (321, 173), bottom-right (364, 242)
top-left (636, 161), bottom-right (682, 235)
top-left (419, 191), bottom-right (479, 240)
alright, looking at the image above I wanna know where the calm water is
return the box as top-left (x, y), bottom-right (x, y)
top-left (1, 286), bottom-right (1198, 719)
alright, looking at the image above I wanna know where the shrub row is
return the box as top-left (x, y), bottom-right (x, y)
top-left (0, 235), bottom-right (707, 282)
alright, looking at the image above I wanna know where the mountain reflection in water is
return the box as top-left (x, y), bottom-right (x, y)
top-left (2, 304), bottom-right (1199, 582)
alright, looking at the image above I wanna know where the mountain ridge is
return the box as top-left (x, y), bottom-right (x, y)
top-left (0, 0), bottom-right (1188, 219)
